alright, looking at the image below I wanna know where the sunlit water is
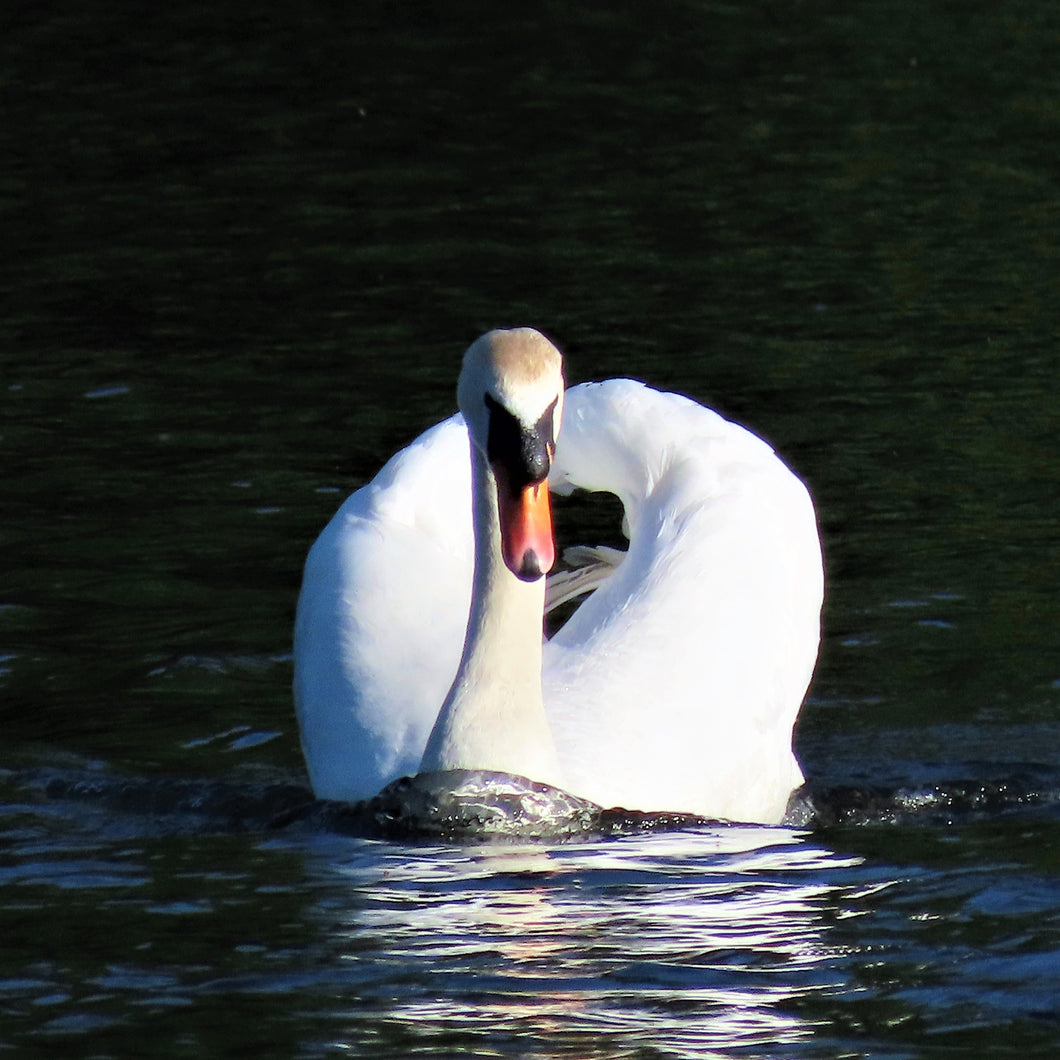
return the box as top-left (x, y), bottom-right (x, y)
top-left (3, 2), bottom-right (1060, 1056)
top-left (4, 766), bottom-right (1060, 1057)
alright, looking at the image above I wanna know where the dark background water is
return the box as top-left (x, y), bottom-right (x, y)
top-left (3, 2), bottom-right (1059, 1056)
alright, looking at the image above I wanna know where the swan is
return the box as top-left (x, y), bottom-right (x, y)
top-left (293, 328), bottom-right (823, 824)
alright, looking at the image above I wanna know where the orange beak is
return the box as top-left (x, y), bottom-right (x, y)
top-left (497, 479), bottom-right (555, 582)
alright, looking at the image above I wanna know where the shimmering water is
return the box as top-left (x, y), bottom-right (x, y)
top-left (3, 2), bottom-right (1060, 1056)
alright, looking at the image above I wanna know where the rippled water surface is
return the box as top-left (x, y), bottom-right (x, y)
top-left (3, 2), bottom-right (1060, 1056)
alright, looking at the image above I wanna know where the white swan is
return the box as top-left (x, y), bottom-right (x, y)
top-left (294, 328), bottom-right (823, 824)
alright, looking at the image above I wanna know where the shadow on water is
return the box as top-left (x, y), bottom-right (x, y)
top-left (14, 762), bottom-right (1060, 843)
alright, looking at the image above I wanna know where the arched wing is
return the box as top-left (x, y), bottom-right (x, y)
top-left (293, 415), bottom-right (474, 801)
top-left (544, 380), bottom-right (823, 822)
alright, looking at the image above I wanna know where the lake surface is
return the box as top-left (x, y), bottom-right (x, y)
top-left (3, 2), bottom-right (1059, 1056)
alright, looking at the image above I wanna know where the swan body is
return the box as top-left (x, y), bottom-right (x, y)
top-left (294, 329), bottom-right (823, 824)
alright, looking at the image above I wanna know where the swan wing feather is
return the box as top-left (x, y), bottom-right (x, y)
top-left (544, 380), bottom-right (823, 822)
top-left (293, 415), bottom-right (472, 801)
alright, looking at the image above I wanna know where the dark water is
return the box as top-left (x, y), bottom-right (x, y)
top-left (3, 2), bottom-right (1060, 1055)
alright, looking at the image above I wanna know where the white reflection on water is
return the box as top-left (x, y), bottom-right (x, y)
top-left (305, 827), bottom-right (867, 1057)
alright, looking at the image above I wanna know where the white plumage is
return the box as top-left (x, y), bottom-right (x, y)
top-left (294, 330), bottom-right (823, 824)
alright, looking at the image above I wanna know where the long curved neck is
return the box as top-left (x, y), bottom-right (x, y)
top-left (420, 441), bottom-right (562, 787)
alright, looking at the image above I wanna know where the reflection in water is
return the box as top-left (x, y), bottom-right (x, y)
top-left (4, 767), bottom-right (1055, 1056)
top-left (303, 829), bottom-right (865, 1056)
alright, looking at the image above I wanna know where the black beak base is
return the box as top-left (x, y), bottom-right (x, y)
top-left (484, 393), bottom-right (557, 494)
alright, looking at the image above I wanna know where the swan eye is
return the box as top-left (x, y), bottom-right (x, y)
top-left (485, 393), bottom-right (556, 490)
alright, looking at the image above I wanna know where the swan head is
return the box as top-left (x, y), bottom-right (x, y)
top-left (458, 328), bottom-right (565, 583)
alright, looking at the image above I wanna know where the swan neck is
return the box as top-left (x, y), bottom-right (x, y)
top-left (466, 449), bottom-right (543, 670)
top-left (420, 442), bottom-right (561, 786)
